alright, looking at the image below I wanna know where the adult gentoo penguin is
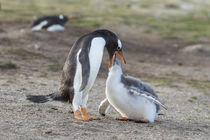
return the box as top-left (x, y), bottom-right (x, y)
top-left (99, 55), bottom-right (166, 123)
top-left (31, 14), bottom-right (72, 32)
top-left (27, 29), bottom-right (126, 121)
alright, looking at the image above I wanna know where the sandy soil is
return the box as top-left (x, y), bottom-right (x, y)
top-left (0, 22), bottom-right (210, 139)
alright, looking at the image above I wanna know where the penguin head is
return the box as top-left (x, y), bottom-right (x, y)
top-left (58, 15), bottom-right (72, 23)
top-left (91, 29), bottom-right (126, 67)
top-left (107, 41), bottom-right (126, 68)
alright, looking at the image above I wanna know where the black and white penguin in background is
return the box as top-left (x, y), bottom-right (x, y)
top-left (31, 14), bottom-right (72, 32)
top-left (27, 29), bottom-right (126, 121)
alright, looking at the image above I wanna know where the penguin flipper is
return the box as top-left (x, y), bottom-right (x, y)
top-left (79, 48), bottom-right (90, 91)
top-left (129, 87), bottom-right (167, 110)
top-left (98, 98), bottom-right (111, 116)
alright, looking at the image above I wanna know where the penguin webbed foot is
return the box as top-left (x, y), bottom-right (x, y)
top-left (116, 117), bottom-right (131, 121)
top-left (74, 108), bottom-right (100, 121)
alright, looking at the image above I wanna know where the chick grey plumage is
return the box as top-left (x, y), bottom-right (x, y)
top-left (99, 58), bottom-right (166, 123)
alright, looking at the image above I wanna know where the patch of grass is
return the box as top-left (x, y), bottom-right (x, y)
top-left (7, 80), bottom-right (14, 83)
top-left (39, 73), bottom-right (48, 78)
top-left (3, 47), bottom-right (48, 59)
top-left (0, 61), bottom-right (18, 69)
top-left (191, 96), bottom-right (197, 100)
top-left (81, 132), bottom-right (88, 136)
top-left (70, 17), bottom-right (101, 27)
top-left (188, 80), bottom-right (210, 95)
top-left (1, 0), bottom-right (210, 43)
top-left (45, 109), bottom-right (53, 113)
top-left (29, 81), bottom-right (35, 84)
top-left (47, 64), bottom-right (63, 72)
top-left (18, 88), bottom-right (27, 91)
top-left (147, 77), bottom-right (172, 87)
top-left (188, 99), bottom-right (193, 103)
top-left (21, 88), bottom-right (27, 91)
top-left (133, 130), bottom-right (141, 135)
top-left (1, 83), bottom-right (9, 86)
top-left (166, 72), bottom-right (182, 78)
top-left (111, 136), bottom-right (118, 140)
top-left (165, 3), bottom-right (179, 9)
top-left (40, 83), bottom-right (47, 86)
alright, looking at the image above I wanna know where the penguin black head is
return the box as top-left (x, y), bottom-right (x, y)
top-left (108, 54), bottom-right (123, 73)
top-left (92, 29), bottom-right (126, 67)
top-left (32, 15), bottom-right (73, 29)
top-left (58, 15), bottom-right (72, 24)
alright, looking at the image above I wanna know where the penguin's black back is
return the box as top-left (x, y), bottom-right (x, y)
top-left (27, 29), bottom-right (119, 104)
top-left (32, 15), bottom-right (68, 28)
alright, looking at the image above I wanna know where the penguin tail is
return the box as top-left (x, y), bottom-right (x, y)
top-left (26, 92), bottom-right (68, 103)
top-left (158, 112), bottom-right (164, 115)
top-left (26, 93), bottom-right (55, 103)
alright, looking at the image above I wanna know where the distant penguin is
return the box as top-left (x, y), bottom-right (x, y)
top-left (99, 55), bottom-right (167, 123)
top-left (27, 29), bottom-right (126, 121)
top-left (31, 14), bottom-right (72, 32)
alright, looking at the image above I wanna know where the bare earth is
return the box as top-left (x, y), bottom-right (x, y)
top-left (0, 22), bottom-right (210, 140)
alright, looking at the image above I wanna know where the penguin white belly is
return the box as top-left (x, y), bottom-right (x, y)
top-left (106, 81), bottom-right (157, 123)
top-left (82, 37), bottom-right (105, 92)
top-left (47, 24), bottom-right (65, 32)
top-left (32, 21), bottom-right (48, 31)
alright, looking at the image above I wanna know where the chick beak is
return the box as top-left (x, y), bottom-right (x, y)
top-left (108, 52), bottom-right (117, 68)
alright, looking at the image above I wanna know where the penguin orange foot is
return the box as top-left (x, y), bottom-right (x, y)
top-left (74, 110), bottom-right (83, 120)
top-left (116, 117), bottom-right (130, 121)
top-left (74, 108), bottom-right (99, 121)
top-left (26, 29), bottom-right (126, 121)
top-left (80, 108), bottom-right (99, 121)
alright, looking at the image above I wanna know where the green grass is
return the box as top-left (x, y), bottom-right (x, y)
top-left (144, 74), bottom-right (172, 87)
top-left (45, 109), bottom-right (53, 113)
top-left (149, 78), bottom-right (172, 87)
top-left (1, 0), bottom-right (210, 43)
top-left (133, 130), bottom-right (142, 135)
top-left (40, 83), bottom-right (47, 86)
top-left (3, 47), bottom-right (48, 59)
top-left (81, 132), bottom-right (88, 136)
top-left (47, 64), bottom-right (63, 72)
top-left (111, 136), bottom-right (118, 140)
top-left (0, 61), bottom-right (18, 69)
top-left (1, 83), bottom-right (9, 86)
top-left (188, 80), bottom-right (210, 95)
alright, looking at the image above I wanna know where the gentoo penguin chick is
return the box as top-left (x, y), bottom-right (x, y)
top-left (99, 55), bottom-right (166, 123)
top-left (31, 14), bottom-right (72, 32)
top-left (27, 29), bottom-right (126, 121)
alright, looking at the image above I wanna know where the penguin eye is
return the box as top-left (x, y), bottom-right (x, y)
top-left (117, 46), bottom-right (121, 51)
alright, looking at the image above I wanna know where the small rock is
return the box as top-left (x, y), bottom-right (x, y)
top-left (182, 44), bottom-right (210, 55)
top-left (172, 44), bottom-right (179, 48)
top-left (34, 44), bottom-right (40, 50)
top-left (45, 130), bottom-right (52, 134)
top-left (0, 28), bottom-right (5, 33)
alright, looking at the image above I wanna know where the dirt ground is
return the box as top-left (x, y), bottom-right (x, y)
top-left (0, 21), bottom-right (210, 140)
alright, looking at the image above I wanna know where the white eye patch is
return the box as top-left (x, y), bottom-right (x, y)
top-left (59, 15), bottom-right (64, 20)
top-left (118, 39), bottom-right (122, 49)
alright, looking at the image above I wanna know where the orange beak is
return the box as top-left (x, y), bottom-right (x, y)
top-left (67, 16), bottom-right (73, 20)
top-left (108, 51), bottom-right (126, 67)
top-left (117, 51), bottom-right (126, 64)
